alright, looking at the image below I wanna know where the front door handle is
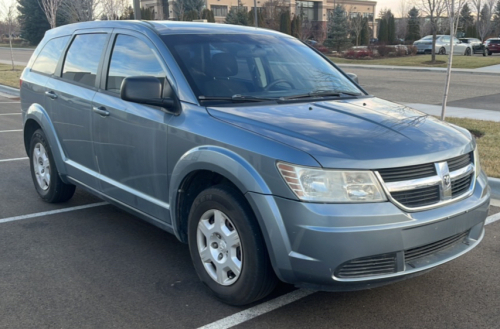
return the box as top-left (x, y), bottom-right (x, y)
top-left (92, 106), bottom-right (110, 117)
top-left (45, 91), bottom-right (58, 100)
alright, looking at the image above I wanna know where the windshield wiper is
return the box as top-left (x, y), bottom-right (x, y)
top-left (279, 90), bottom-right (362, 101)
top-left (198, 95), bottom-right (277, 102)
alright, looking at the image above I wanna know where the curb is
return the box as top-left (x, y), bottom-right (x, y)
top-left (489, 177), bottom-right (500, 200)
top-left (336, 64), bottom-right (499, 76)
top-left (0, 84), bottom-right (20, 97)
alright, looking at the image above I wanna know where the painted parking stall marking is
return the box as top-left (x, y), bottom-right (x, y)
top-left (0, 202), bottom-right (108, 224)
top-left (0, 157), bottom-right (28, 163)
top-left (0, 129), bottom-right (22, 133)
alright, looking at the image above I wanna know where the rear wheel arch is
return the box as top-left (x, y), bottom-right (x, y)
top-left (24, 119), bottom-right (42, 155)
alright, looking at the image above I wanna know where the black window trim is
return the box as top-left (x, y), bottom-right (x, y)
top-left (55, 30), bottom-right (112, 91)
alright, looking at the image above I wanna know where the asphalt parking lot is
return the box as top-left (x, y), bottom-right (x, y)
top-left (0, 94), bottom-right (499, 329)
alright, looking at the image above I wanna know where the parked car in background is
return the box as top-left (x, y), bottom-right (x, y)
top-left (459, 38), bottom-right (484, 54)
top-left (414, 35), bottom-right (472, 55)
top-left (483, 38), bottom-right (500, 56)
top-left (21, 21), bottom-right (490, 306)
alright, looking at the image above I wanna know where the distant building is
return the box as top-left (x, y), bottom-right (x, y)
top-left (140, 0), bottom-right (377, 37)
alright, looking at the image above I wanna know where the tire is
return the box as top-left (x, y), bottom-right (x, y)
top-left (465, 48), bottom-right (471, 56)
top-left (485, 48), bottom-right (490, 56)
top-left (188, 185), bottom-right (277, 305)
top-left (439, 47), bottom-right (446, 55)
top-left (488, 51), bottom-right (493, 56)
top-left (29, 129), bottom-right (76, 203)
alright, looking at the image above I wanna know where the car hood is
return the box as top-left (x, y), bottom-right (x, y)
top-left (207, 97), bottom-right (474, 169)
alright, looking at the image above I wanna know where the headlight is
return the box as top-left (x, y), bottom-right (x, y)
top-left (277, 162), bottom-right (387, 203)
top-left (474, 146), bottom-right (481, 177)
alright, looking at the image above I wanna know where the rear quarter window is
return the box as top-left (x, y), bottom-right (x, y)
top-left (31, 36), bottom-right (70, 75)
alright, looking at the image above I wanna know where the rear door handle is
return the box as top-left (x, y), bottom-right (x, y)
top-left (92, 106), bottom-right (110, 117)
top-left (45, 91), bottom-right (58, 100)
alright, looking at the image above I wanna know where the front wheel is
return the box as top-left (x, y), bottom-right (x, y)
top-left (439, 47), bottom-right (446, 55)
top-left (465, 48), bottom-right (471, 56)
top-left (188, 185), bottom-right (277, 305)
top-left (29, 129), bottom-right (75, 203)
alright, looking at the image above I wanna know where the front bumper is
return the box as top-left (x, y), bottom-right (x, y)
top-left (247, 171), bottom-right (490, 291)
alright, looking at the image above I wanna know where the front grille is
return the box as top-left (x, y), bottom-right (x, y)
top-left (404, 230), bottom-right (469, 263)
top-left (391, 185), bottom-right (440, 208)
top-left (336, 253), bottom-right (397, 278)
top-left (378, 163), bottom-right (436, 183)
top-left (447, 153), bottom-right (472, 172)
top-left (452, 174), bottom-right (473, 197)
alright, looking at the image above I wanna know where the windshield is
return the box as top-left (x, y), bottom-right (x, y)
top-left (161, 33), bottom-right (362, 102)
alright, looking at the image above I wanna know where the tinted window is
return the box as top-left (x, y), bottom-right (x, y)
top-left (62, 34), bottom-right (108, 88)
top-left (106, 35), bottom-right (164, 94)
top-left (31, 36), bottom-right (70, 75)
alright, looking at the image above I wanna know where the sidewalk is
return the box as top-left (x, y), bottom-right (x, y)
top-left (405, 103), bottom-right (500, 122)
top-left (337, 63), bottom-right (499, 76)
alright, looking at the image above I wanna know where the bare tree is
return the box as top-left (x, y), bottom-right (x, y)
top-left (37, 0), bottom-right (65, 28)
top-left (1, 0), bottom-right (17, 69)
top-left (477, 3), bottom-right (493, 40)
top-left (419, 0), bottom-right (446, 62)
top-left (350, 13), bottom-right (364, 46)
top-left (101, 0), bottom-right (127, 20)
top-left (60, 0), bottom-right (101, 22)
top-left (441, 0), bottom-right (467, 120)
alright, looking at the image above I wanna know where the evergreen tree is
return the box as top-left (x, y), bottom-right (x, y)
top-left (141, 7), bottom-right (155, 19)
top-left (494, 0), bottom-right (500, 35)
top-left (120, 6), bottom-right (135, 19)
top-left (327, 5), bottom-right (350, 51)
top-left (225, 7), bottom-right (249, 25)
top-left (202, 9), bottom-right (215, 22)
top-left (406, 7), bottom-right (420, 42)
top-left (279, 11), bottom-right (291, 34)
top-left (459, 4), bottom-right (474, 33)
top-left (184, 10), bottom-right (199, 20)
top-left (360, 17), bottom-right (370, 45)
top-left (248, 8), bottom-right (264, 26)
top-left (17, 0), bottom-right (67, 45)
top-left (291, 14), bottom-right (301, 37)
top-left (378, 19), bottom-right (388, 43)
top-left (387, 10), bottom-right (395, 44)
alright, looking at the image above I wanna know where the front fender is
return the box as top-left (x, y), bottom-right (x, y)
top-left (24, 103), bottom-right (68, 181)
top-left (169, 146), bottom-right (294, 282)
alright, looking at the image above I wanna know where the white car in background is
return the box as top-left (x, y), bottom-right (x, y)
top-left (414, 35), bottom-right (472, 55)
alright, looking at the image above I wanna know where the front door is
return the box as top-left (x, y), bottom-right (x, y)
top-left (92, 32), bottom-right (173, 222)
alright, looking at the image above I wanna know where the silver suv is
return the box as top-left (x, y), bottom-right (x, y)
top-left (21, 21), bottom-right (490, 305)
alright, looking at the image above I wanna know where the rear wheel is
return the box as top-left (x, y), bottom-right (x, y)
top-left (439, 47), bottom-right (446, 55)
top-left (29, 129), bottom-right (75, 203)
top-left (188, 185), bottom-right (277, 305)
top-left (465, 48), bottom-right (471, 56)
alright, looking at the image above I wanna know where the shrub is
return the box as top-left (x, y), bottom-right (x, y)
top-left (376, 44), bottom-right (390, 57)
top-left (355, 49), bottom-right (373, 59)
top-left (314, 44), bottom-right (332, 54)
top-left (407, 45), bottom-right (418, 55)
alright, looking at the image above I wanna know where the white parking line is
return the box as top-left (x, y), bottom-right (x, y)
top-left (0, 102), bottom-right (20, 104)
top-left (0, 202), bottom-right (108, 224)
top-left (0, 129), bottom-right (22, 133)
top-left (0, 113), bottom-right (21, 115)
top-left (197, 289), bottom-right (315, 329)
top-left (198, 210), bottom-right (500, 329)
top-left (0, 157), bottom-right (28, 162)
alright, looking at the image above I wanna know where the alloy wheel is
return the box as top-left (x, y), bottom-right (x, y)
top-left (33, 142), bottom-right (51, 191)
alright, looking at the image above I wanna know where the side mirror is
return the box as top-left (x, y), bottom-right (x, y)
top-left (346, 72), bottom-right (359, 84)
top-left (121, 76), bottom-right (178, 113)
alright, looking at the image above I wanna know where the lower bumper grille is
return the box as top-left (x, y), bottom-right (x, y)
top-left (404, 230), bottom-right (470, 263)
top-left (335, 254), bottom-right (397, 278)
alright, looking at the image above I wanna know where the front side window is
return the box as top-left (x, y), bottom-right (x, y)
top-left (106, 35), bottom-right (164, 94)
top-left (62, 34), bottom-right (108, 88)
top-left (162, 33), bottom-right (362, 101)
top-left (31, 36), bottom-right (70, 75)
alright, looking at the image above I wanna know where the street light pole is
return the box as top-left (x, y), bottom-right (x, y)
top-left (254, 0), bottom-right (258, 27)
top-left (133, 0), bottom-right (142, 19)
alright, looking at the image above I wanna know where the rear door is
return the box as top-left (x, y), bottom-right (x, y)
top-left (46, 30), bottom-right (111, 190)
top-left (92, 30), bottom-right (174, 222)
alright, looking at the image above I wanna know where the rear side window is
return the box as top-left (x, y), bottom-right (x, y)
top-left (62, 34), bottom-right (108, 88)
top-left (31, 36), bottom-right (70, 75)
top-left (106, 35), bottom-right (164, 94)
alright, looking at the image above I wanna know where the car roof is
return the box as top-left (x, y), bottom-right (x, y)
top-left (44, 20), bottom-right (288, 39)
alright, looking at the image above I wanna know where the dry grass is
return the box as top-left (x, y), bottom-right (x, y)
top-left (330, 54), bottom-right (500, 69)
top-left (445, 117), bottom-right (500, 178)
top-left (0, 64), bottom-right (24, 88)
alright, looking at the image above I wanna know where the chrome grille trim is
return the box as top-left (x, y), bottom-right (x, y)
top-left (375, 159), bottom-right (476, 212)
